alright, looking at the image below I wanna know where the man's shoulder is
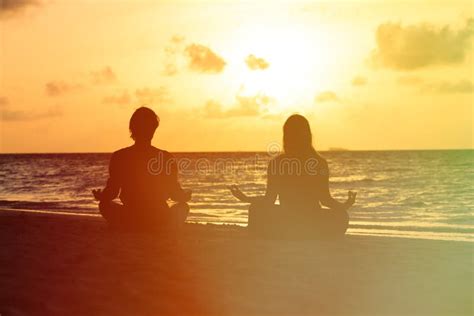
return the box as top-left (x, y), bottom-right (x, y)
top-left (152, 147), bottom-right (174, 159)
top-left (111, 146), bottom-right (134, 157)
top-left (112, 146), bottom-right (172, 154)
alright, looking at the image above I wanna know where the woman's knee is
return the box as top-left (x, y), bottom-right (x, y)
top-left (171, 202), bottom-right (190, 221)
top-left (332, 209), bottom-right (349, 235)
top-left (248, 203), bottom-right (277, 234)
top-left (249, 201), bottom-right (274, 213)
top-left (172, 202), bottom-right (189, 212)
top-left (248, 202), bottom-right (264, 220)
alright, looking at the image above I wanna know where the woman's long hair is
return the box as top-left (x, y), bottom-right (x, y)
top-left (283, 114), bottom-right (317, 157)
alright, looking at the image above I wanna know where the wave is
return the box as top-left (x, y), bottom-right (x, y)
top-left (348, 228), bottom-right (474, 242)
top-left (0, 200), bottom-right (96, 212)
top-left (349, 220), bottom-right (474, 234)
top-left (330, 175), bottom-right (389, 185)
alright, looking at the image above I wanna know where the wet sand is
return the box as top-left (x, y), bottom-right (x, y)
top-left (0, 209), bottom-right (472, 315)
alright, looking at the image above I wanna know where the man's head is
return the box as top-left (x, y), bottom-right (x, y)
top-left (129, 107), bottom-right (160, 142)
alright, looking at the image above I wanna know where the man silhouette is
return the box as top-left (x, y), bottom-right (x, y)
top-left (92, 107), bottom-right (191, 231)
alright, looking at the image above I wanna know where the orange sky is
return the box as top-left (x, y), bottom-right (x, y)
top-left (0, 0), bottom-right (473, 152)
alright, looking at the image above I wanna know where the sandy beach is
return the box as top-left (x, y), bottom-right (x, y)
top-left (0, 209), bottom-right (472, 316)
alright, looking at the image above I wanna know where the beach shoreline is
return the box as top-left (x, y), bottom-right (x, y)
top-left (1, 207), bottom-right (472, 242)
top-left (0, 209), bottom-right (472, 315)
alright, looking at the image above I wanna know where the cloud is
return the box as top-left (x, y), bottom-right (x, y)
top-left (203, 100), bottom-right (226, 118)
top-left (371, 18), bottom-right (474, 70)
top-left (91, 66), bottom-right (117, 84)
top-left (45, 81), bottom-right (81, 97)
top-left (135, 87), bottom-right (172, 104)
top-left (397, 76), bottom-right (424, 86)
top-left (162, 35), bottom-right (186, 76)
top-left (422, 80), bottom-right (474, 94)
top-left (351, 76), bottom-right (367, 86)
top-left (229, 95), bottom-right (271, 116)
top-left (315, 91), bottom-right (339, 103)
top-left (397, 76), bottom-right (473, 94)
top-left (163, 64), bottom-right (178, 76)
top-left (1, 106), bottom-right (62, 122)
top-left (245, 54), bottom-right (270, 70)
top-left (170, 35), bottom-right (185, 44)
top-left (185, 44), bottom-right (226, 74)
top-left (0, 97), bottom-right (61, 122)
top-left (102, 91), bottom-right (130, 105)
top-left (0, 97), bottom-right (9, 107)
top-left (162, 36), bottom-right (226, 75)
top-left (203, 94), bottom-right (272, 118)
top-left (0, 0), bottom-right (41, 17)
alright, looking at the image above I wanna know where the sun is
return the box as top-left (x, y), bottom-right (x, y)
top-left (225, 18), bottom-right (334, 114)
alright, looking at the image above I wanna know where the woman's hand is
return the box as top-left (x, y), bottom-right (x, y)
top-left (182, 189), bottom-right (192, 202)
top-left (344, 191), bottom-right (357, 210)
top-left (228, 185), bottom-right (250, 203)
top-left (92, 189), bottom-right (103, 201)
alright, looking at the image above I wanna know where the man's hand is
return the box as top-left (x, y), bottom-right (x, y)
top-left (92, 189), bottom-right (103, 201)
top-left (344, 191), bottom-right (357, 210)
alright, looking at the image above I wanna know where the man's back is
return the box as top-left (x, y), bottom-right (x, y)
top-left (103, 145), bottom-right (183, 210)
top-left (93, 107), bottom-right (190, 230)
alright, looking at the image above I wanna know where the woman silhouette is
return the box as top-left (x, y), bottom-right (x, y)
top-left (229, 114), bottom-right (356, 238)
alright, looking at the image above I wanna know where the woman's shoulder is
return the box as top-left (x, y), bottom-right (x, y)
top-left (270, 152), bottom-right (327, 163)
top-left (269, 153), bottom-right (285, 164)
top-left (314, 152), bottom-right (328, 167)
top-left (268, 152), bottom-right (328, 176)
top-left (268, 153), bottom-right (293, 167)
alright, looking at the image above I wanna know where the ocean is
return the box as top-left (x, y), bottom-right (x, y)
top-left (0, 150), bottom-right (473, 242)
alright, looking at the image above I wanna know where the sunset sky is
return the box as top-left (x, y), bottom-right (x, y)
top-left (0, 0), bottom-right (472, 152)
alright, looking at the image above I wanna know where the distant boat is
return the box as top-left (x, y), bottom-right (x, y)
top-left (328, 147), bottom-right (349, 151)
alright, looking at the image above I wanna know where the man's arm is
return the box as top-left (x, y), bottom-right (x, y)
top-left (94, 153), bottom-right (120, 202)
top-left (168, 155), bottom-right (191, 202)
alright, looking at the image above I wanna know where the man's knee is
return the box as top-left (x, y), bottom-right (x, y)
top-left (98, 200), bottom-right (106, 212)
top-left (174, 202), bottom-right (189, 211)
top-left (172, 202), bottom-right (190, 218)
top-left (98, 200), bottom-right (120, 220)
top-left (98, 200), bottom-right (112, 212)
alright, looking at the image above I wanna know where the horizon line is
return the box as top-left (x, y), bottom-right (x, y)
top-left (0, 148), bottom-right (473, 155)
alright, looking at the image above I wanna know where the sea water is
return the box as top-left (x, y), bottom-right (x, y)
top-left (0, 150), bottom-right (473, 242)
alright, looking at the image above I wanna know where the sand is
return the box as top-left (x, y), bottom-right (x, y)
top-left (0, 209), bottom-right (472, 316)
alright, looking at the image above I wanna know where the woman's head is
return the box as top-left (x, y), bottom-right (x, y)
top-left (129, 107), bottom-right (160, 142)
top-left (283, 114), bottom-right (315, 156)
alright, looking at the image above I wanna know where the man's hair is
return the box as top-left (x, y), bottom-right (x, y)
top-left (129, 107), bottom-right (160, 141)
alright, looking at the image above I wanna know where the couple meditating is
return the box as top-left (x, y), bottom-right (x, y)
top-left (93, 107), bottom-right (356, 238)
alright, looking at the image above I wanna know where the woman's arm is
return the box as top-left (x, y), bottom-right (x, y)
top-left (229, 183), bottom-right (277, 204)
top-left (229, 160), bottom-right (278, 204)
top-left (320, 188), bottom-right (357, 211)
top-left (319, 160), bottom-right (356, 211)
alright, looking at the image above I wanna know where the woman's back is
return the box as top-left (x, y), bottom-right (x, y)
top-left (268, 153), bottom-right (328, 211)
top-left (229, 114), bottom-right (355, 238)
